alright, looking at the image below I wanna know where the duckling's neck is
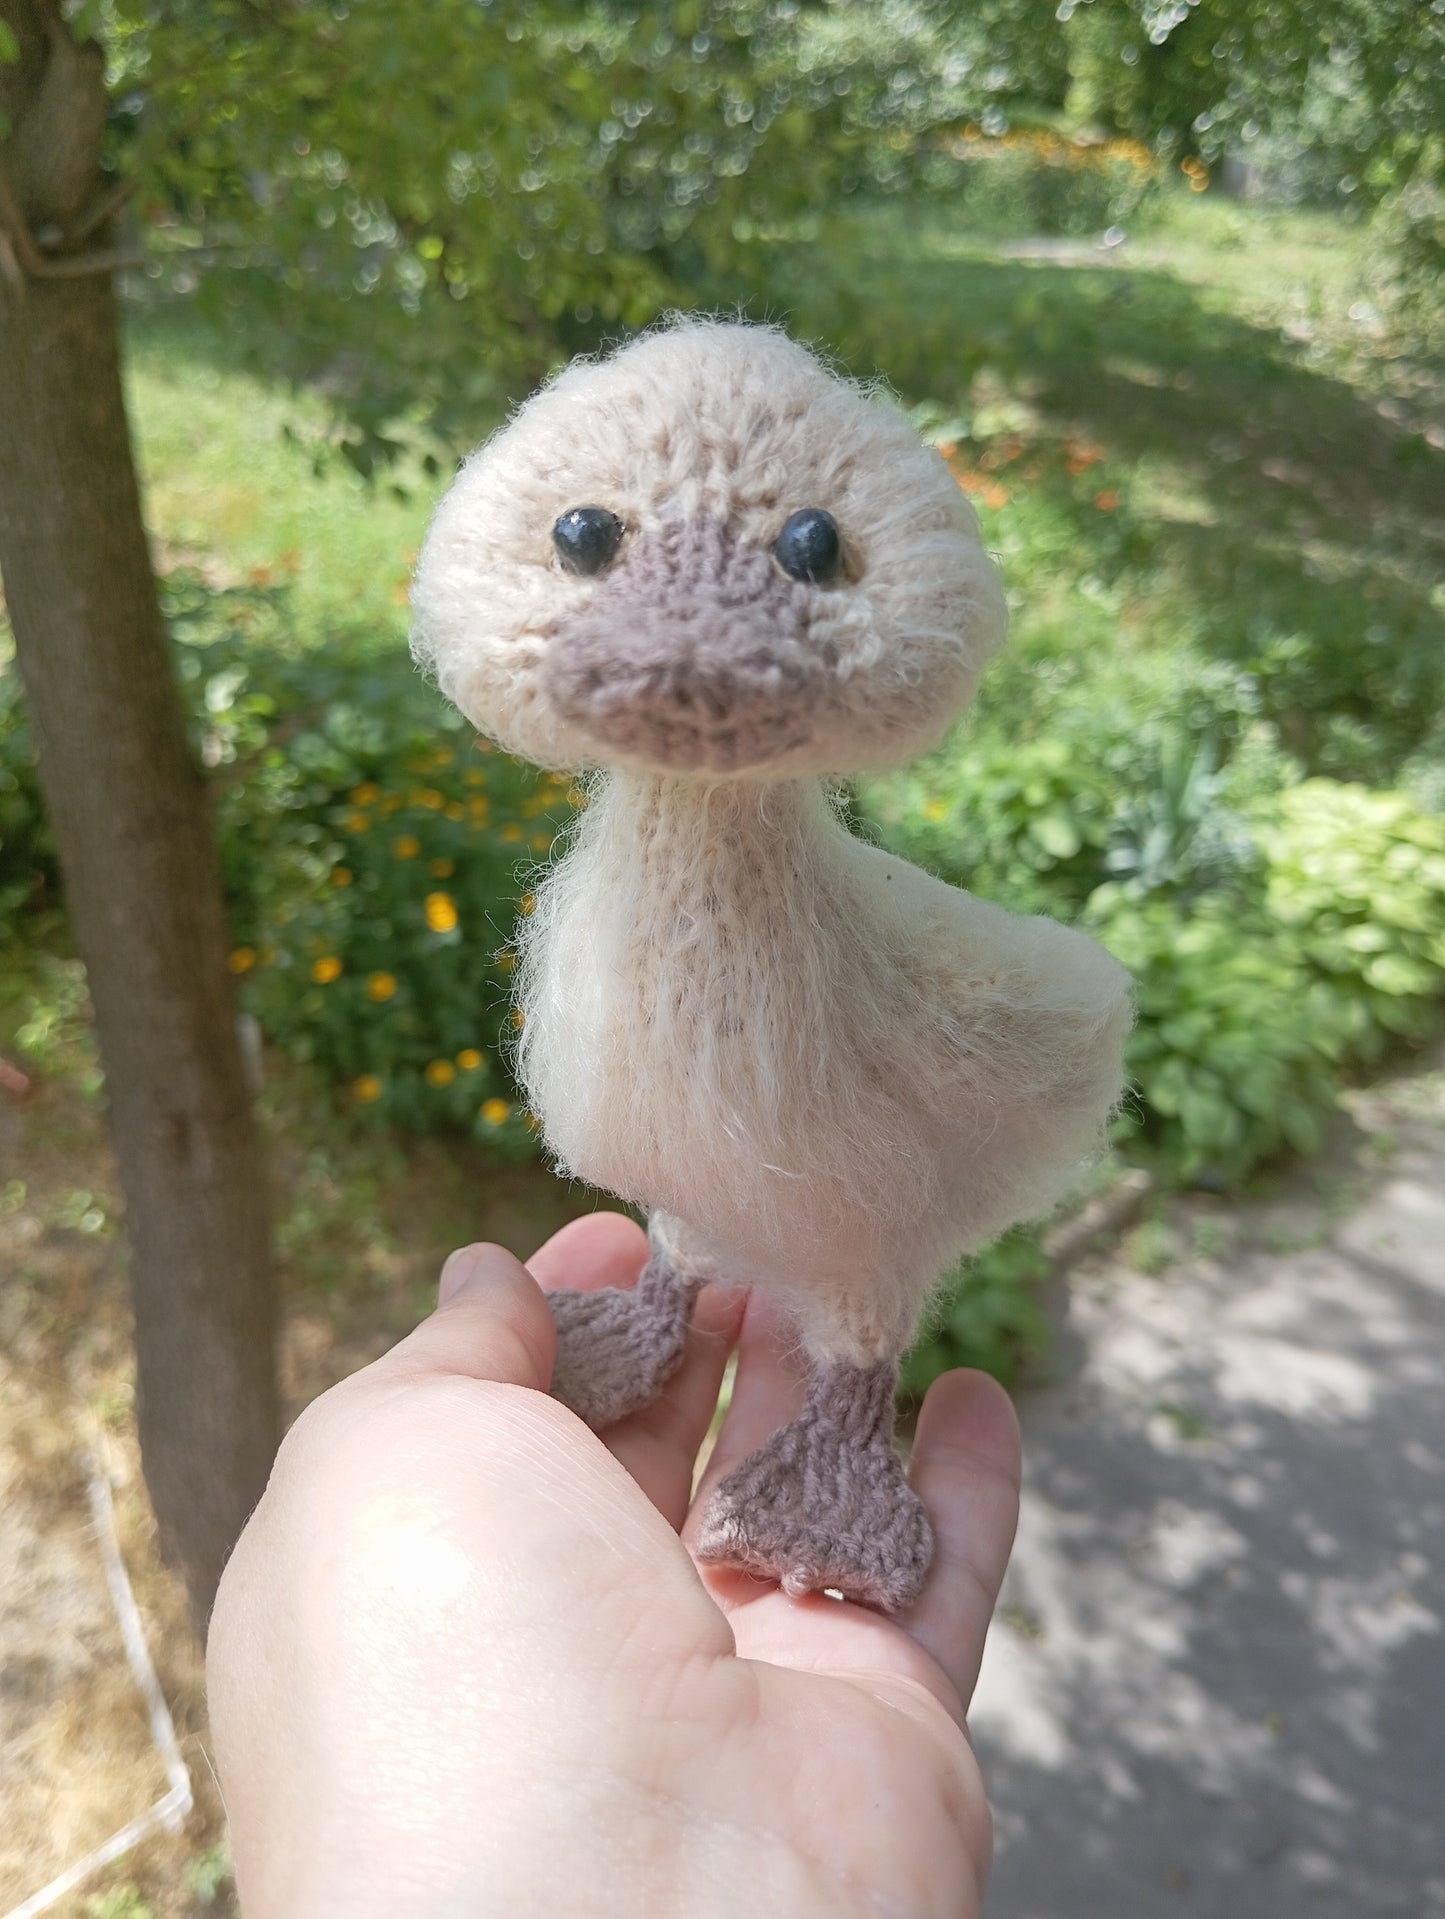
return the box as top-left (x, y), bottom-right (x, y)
top-left (584, 772), bottom-right (842, 914)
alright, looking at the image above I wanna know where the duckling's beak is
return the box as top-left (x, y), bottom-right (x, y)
top-left (543, 517), bottom-right (825, 774)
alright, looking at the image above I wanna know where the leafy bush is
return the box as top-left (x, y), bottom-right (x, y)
top-left (1263, 781), bottom-right (1445, 1049)
top-left (1094, 893), bottom-right (1348, 1180)
top-left (228, 724), bottom-right (566, 1155)
top-left (1088, 778), bottom-right (1445, 1182)
top-left (164, 575), bottom-right (558, 1153)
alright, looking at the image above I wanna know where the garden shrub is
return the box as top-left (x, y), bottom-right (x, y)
top-left (167, 575), bottom-right (560, 1156)
top-left (1262, 781), bottom-right (1445, 1049)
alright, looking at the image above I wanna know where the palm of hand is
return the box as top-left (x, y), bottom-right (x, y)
top-left (208, 1216), bottom-right (1019, 1918)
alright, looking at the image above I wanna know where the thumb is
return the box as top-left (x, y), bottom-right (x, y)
top-left (381, 1243), bottom-right (557, 1391)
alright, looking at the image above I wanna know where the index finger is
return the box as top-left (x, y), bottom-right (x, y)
top-left (905, 1369), bottom-right (1022, 1707)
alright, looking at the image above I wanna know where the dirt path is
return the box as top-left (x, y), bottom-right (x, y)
top-left (973, 1055), bottom-right (1445, 1918)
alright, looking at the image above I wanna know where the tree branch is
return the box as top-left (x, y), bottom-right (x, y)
top-left (0, 159), bottom-right (141, 279)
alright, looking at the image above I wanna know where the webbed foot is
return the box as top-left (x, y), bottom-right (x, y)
top-left (694, 1360), bottom-right (932, 1615)
top-left (548, 1245), bottom-right (700, 1430)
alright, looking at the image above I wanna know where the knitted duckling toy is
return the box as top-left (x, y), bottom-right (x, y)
top-left (411, 320), bottom-right (1131, 1615)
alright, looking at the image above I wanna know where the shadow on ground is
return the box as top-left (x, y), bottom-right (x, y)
top-left (973, 1053), bottom-right (1445, 1918)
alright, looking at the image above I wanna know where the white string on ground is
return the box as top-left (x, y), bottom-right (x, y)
top-left (2, 1463), bottom-right (194, 1919)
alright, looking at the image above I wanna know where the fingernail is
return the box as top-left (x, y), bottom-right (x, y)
top-left (438, 1245), bottom-right (488, 1306)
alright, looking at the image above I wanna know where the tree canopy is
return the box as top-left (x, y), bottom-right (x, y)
top-left (11, 0), bottom-right (1443, 454)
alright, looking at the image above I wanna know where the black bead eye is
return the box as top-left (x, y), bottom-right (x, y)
top-left (553, 506), bottom-right (624, 577)
top-left (773, 507), bottom-right (843, 585)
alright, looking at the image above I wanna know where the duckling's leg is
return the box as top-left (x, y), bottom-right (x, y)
top-left (548, 1220), bottom-right (700, 1430)
top-left (694, 1358), bottom-right (932, 1616)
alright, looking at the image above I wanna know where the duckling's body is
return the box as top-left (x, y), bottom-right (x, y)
top-left (522, 772), bottom-right (1129, 1368)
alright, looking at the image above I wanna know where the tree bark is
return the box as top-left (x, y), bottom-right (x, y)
top-left (0, 0), bottom-right (279, 1624)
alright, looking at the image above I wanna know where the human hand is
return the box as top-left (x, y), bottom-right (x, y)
top-left (207, 1215), bottom-right (1021, 1917)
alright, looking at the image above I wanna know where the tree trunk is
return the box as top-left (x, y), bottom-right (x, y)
top-left (0, 0), bottom-right (279, 1624)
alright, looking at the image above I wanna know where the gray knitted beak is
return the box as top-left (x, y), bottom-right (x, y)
top-left (543, 517), bottom-right (828, 774)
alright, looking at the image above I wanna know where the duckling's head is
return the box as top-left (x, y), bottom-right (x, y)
top-left (411, 319), bottom-right (1006, 780)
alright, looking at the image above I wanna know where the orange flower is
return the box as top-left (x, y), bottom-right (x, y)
top-left (366, 972), bottom-right (398, 1002)
top-left (354, 1074), bottom-right (382, 1102)
top-left (331, 866), bottom-right (354, 888)
top-left (456, 1049), bottom-right (485, 1071)
top-left (424, 892), bottom-right (458, 933)
top-left (312, 956), bottom-right (342, 984)
top-left (229, 947), bottom-right (257, 974)
top-left (518, 892), bottom-right (536, 917)
top-left (1094, 489), bottom-right (1121, 512)
top-left (500, 823), bottom-right (524, 844)
top-left (350, 782), bottom-right (381, 806)
top-left (480, 1097), bottom-right (511, 1126)
top-left (425, 1059), bottom-right (456, 1087)
top-left (429, 858), bottom-right (455, 878)
top-left (393, 836), bottom-right (421, 860)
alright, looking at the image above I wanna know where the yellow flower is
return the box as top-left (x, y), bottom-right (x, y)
top-left (331, 866), bottom-right (354, 888)
top-left (354, 1074), bottom-right (383, 1102)
top-left (480, 1097), bottom-right (511, 1126)
top-left (509, 1007), bottom-right (526, 1031)
top-left (445, 802), bottom-right (465, 822)
top-left (393, 835), bottom-right (421, 860)
top-left (366, 971), bottom-right (398, 1002)
top-left (428, 858), bottom-right (455, 878)
top-left (345, 811), bottom-right (370, 833)
top-left (500, 823), bottom-right (523, 843)
top-left (464, 769), bottom-right (488, 788)
top-left (350, 782), bottom-right (381, 806)
top-left (425, 1059), bottom-right (456, 1087)
top-left (922, 798), bottom-right (949, 823)
top-left (432, 748), bottom-right (454, 767)
top-left (229, 947), bottom-right (257, 974)
top-left (518, 892), bottom-right (536, 917)
top-left (530, 831), bottom-right (551, 852)
top-left (420, 789), bottom-right (445, 811)
top-left (425, 891), bottom-right (458, 932)
top-left (456, 1048), bottom-right (484, 1071)
top-left (567, 785), bottom-right (589, 810)
top-left (468, 796), bottom-right (491, 823)
top-left (312, 956), bottom-right (343, 983)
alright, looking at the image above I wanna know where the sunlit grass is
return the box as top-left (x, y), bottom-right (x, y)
top-left (124, 310), bottom-right (436, 647)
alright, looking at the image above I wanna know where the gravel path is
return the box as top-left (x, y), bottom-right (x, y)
top-left (972, 1058), bottom-right (1445, 1918)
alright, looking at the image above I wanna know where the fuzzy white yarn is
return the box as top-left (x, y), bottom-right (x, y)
top-left (413, 318), bottom-right (1133, 1366)
top-left (518, 776), bottom-right (1130, 1365)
